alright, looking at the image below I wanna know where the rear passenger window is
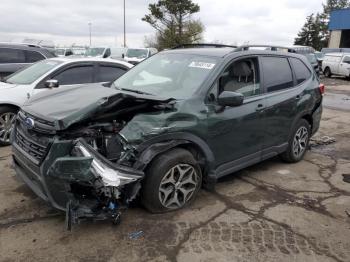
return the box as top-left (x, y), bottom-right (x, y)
top-left (98, 65), bottom-right (126, 82)
top-left (0, 48), bottom-right (25, 63)
top-left (290, 58), bottom-right (311, 84)
top-left (25, 51), bottom-right (45, 63)
top-left (261, 57), bottom-right (293, 92)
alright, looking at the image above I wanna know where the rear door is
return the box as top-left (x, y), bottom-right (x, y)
top-left (260, 56), bottom-right (304, 157)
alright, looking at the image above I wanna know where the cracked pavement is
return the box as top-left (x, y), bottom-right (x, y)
top-left (1, 81), bottom-right (350, 262)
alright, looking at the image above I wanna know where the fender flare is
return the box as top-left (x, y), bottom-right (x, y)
top-left (287, 109), bottom-right (314, 140)
top-left (133, 132), bottom-right (216, 175)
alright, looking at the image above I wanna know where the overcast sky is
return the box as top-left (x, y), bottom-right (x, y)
top-left (0, 0), bottom-right (324, 47)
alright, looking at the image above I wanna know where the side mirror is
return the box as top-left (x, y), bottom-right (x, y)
top-left (45, 79), bottom-right (59, 88)
top-left (122, 54), bottom-right (125, 58)
top-left (217, 91), bottom-right (244, 107)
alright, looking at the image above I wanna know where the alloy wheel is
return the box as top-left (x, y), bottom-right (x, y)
top-left (292, 126), bottom-right (308, 158)
top-left (158, 164), bottom-right (199, 209)
top-left (0, 112), bottom-right (16, 143)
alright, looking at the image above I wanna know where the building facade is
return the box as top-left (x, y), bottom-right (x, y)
top-left (329, 8), bottom-right (350, 48)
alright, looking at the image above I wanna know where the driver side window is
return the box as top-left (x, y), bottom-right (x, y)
top-left (219, 58), bottom-right (261, 98)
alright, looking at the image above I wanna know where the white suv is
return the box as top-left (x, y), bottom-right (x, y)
top-left (0, 57), bottom-right (132, 145)
top-left (322, 52), bottom-right (350, 78)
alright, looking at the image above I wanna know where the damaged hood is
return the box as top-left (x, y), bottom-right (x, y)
top-left (22, 84), bottom-right (174, 130)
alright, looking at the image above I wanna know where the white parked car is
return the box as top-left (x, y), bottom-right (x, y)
top-left (54, 48), bottom-right (74, 57)
top-left (0, 57), bottom-right (133, 145)
top-left (85, 47), bottom-right (111, 58)
top-left (322, 53), bottom-right (350, 78)
top-left (124, 48), bottom-right (158, 65)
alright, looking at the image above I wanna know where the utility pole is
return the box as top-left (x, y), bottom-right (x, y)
top-left (123, 0), bottom-right (126, 47)
top-left (88, 22), bottom-right (92, 46)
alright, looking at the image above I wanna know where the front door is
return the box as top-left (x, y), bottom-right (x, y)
top-left (32, 63), bottom-right (95, 97)
top-left (206, 57), bottom-right (265, 173)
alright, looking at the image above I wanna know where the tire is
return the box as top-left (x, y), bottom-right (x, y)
top-left (281, 119), bottom-right (311, 163)
top-left (141, 148), bottom-right (202, 213)
top-left (324, 67), bottom-right (332, 78)
top-left (0, 106), bottom-right (18, 146)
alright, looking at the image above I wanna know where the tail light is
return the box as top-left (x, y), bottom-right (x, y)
top-left (319, 83), bottom-right (325, 95)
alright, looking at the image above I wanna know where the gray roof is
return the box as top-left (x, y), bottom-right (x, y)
top-left (163, 47), bottom-right (236, 58)
top-left (163, 47), bottom-right (309, 60)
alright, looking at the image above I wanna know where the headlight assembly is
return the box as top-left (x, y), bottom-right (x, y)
top-left (72, 141), bottom-right (143, 187)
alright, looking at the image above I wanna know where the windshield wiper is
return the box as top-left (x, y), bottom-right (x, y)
top-left (120, 88), bottom-right (154, 96)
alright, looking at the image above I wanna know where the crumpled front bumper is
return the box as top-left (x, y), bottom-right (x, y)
top-left (12, 137), bottom-right (143, 211)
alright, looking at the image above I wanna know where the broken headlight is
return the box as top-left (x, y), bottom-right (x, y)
top-left (72, 141), bottom-right (143, 187)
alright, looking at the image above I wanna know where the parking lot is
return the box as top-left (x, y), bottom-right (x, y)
top-left (0, 77), bottom-right (348, 262)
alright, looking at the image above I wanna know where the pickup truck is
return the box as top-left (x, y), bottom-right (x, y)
top-left (322, 52), bottom-right (350, 78)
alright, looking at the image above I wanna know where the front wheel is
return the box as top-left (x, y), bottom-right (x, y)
top-left (141, 148), bottom-right (202, 213)
top-left (281, 119), bottom-right (311, 163)
top-left (0, 106), bottom-right (17, 146)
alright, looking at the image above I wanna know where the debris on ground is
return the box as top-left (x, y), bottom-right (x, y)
top-left (128, 231), bottom-right (144, 240)
top-left (310, 136), bottom-right (336, 147)
top-left (345, 211), bottom-right (350, 217)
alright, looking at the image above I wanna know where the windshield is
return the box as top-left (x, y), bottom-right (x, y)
top-left (126, 49), bottom-right (149, 59)
top-left (113, 53), bottom-right (219, 99)
top-left (85, 48), bottom-right (105, 57)
top-left (55, 49), bottom-right (65, 56)
top-left (314, 52), bottom-right (324, 60)
top-left (305, 54), bottom-right (317, 64)
top-left (6, 60), bottom-right (62, 85)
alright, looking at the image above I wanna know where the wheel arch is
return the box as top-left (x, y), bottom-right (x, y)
top-left (0, 103), bottom-right (20, 111)
top-left (133, 132), bottom-right (217, 187)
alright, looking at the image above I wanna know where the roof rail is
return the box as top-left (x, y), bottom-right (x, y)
top-left (235, 45), bottom-right (297, 53)
top-left (0, 42), bottom-right (43, 48)
top-left (172, 43), bottom-right (237, 49)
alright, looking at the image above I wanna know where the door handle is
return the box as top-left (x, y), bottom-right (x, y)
top-left (255, 104), bottom-right (264, 112)
top-left (295, 95), bottom-right (301, 100)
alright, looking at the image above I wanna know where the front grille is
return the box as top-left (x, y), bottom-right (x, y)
top-left (15, 129), bottom-right (47, 164)
top-left (18, 110), bottom-right (56, 135)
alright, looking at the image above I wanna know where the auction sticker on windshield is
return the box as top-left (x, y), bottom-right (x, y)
top-left (189, 61), bottom-right (216, 70)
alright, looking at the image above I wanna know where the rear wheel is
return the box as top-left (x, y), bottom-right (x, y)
top-left (324, 67), bottom-right (332, 78)
top-left (141, 148), bottom-right (202, 213)
top-left (0, 106), bottom-right (17, 146)
top-left (281, 119), bottom-right (311, 163)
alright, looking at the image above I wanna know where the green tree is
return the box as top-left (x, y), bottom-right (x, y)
top-left (294, 14), bottom-right (322, 50)
top-left (142, 0), bottom-right (204, 50)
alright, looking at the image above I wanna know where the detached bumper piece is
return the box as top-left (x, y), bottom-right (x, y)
top-left (12, 136), bottom-right (144, 230)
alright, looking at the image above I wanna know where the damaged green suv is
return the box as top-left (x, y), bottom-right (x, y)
top-left (11, 45), bottom-right (323, 226)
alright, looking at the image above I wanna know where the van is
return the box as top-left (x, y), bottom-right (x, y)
top-left (322, 52), bottom-right (350, 78)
